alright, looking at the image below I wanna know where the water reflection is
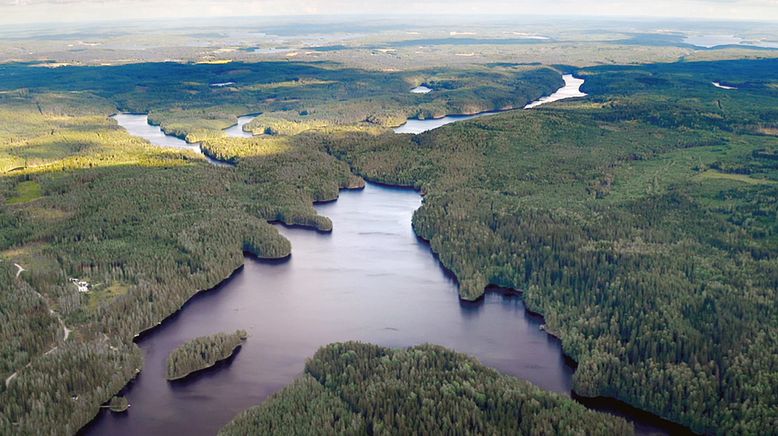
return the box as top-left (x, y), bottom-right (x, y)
top-left (84, 183), bottom-right (575, 435)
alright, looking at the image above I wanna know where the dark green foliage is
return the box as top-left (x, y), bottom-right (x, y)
top-left (0, 61), bottom-right (562, 147)
top-left (0, 340), bottom-right (142, 435)
top-left (1, 54), bottom-right (776, 435)
top-left (0, 264), bottom-right (60, 382)
top-left (0, 85), bottom-right (357, 433)
top-left (221, 342), bottom-right (632, 435)
top-left (325, 59), bottom-right (778, 434)
top-left (220, 374), bottom-right (366, 435)
top-left (166, 330), bottom-right (247, 380)
top-left (109, 396), bottom-right (129, 413)
top-left (2, 58), bottom-right (557, 433)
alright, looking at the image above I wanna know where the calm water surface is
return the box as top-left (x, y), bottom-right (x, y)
top-left (84, 183), bottom-right (573, 435)
top-left (223, 114), bottom-right (257, 138)
top-left (410, 85), bottom-right (432, 94)
top-left (90, 107), bottom-right (690, 436)
top-left (394, 74), bottom-right (586, 134)
top-left (112, 113), bottom-right (232, 167)
top-left (683, 34), bottom-right (778, 49)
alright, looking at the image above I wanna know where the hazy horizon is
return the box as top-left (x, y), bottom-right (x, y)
top-left (2, 0), bottom-right (778, 26)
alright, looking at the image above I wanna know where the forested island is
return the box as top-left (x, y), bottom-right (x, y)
top-left (108, 396), bottom-right (130, 413)
top-left (219, 342), bottom-right (633, 435)
top-left (166, 330), bottom-right (247, 381)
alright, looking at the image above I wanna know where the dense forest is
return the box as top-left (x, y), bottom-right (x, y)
top-left (0, 61), bottom-right (561, 146)
top-left (0, 88), bottom-right (358, 433)
top-left (0, 55), bottom-right (776, 435)
top-left (166, 330), bottom-right (247, 380)
top-left (323, 59), bottom-right (778, 434)
top-left (0, 62), bottom-right (559, 434)
top-left (220, 342), bottom-right (632, 435)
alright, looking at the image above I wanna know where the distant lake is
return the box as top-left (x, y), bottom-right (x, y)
top-left (394, 113), bottom-right (487, 134)
top-left (410, 85), bottom-right (432, 94)
top-left (252, 47), bottom-right (296, 54)
top-left (685, 34), bottom-right (745, 48)
top-left (112, 113), bottom-right (232, 167)
top-left (684, 34), bottom-right (778, 49)
top-left (394, 74), bottom-right (586, 134)
top-left (223, 114), bottom-right (258, 138)
top-left (712, 82), bottom-right (737, 90)
top-left (98, 91), bottom-right (689, 436)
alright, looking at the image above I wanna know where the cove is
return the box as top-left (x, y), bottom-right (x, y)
top-left (394, 74), bottom-right (586, 134)
top-left (85, 107), bottom-right (694, 436)
top-left (223, 114), bottom-right (259, 138)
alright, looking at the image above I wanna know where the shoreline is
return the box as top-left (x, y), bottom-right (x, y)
top-left (223, 112), bottom-right (262, 137)
top-left (166, 343), bottom-right (244, 382)
top-left (80, 179), bottom-right (693, 436)
top-left (111, 113), bottom-right (236, 167)
top-left (354, 174), bottom-right (696, 435)
top-left (98, 93), bottom-right (684, 435)
top-left (393, 73), bottom-right (586, 134)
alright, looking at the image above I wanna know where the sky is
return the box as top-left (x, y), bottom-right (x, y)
top-left (1, 0), bottom-right (777, 25)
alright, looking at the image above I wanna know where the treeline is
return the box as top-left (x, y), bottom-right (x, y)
top-left (324, 59), bottom-right (778, 433)
top-left (167, 330), bottom-right (247, 380)
top-left (220, 342), bottom-right (633, 435)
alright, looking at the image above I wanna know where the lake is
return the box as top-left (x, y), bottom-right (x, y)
top-left (684, 34), bottom-right (778, 49)
top-left (410, 85), bottom-right (432, 94)
top-left (394, 74), bottom-right (586, 134)
top-left (223, 114), bottom-right (258, 138)
top-left (83, 182), bottom-right (576, 435)
top-left (111, 113), bottom-right (232, 167)
top-left (87, 104), bottom-right (692, 436)
top-left (712, 81), bottom-right (737, 90)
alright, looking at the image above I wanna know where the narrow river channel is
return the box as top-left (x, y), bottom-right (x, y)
top-left (394, 74), bottom-right (586, 134)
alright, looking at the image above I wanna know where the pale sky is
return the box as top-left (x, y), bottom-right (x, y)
top-left (1, 0), bottom-right (777, 25)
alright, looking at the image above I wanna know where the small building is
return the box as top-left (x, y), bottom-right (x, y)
top-left (69, 278), bottom-right (90, 293)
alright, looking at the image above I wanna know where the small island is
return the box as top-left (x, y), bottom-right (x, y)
top-left (109, 396), bottom-right (130, 413)
top-left (166, 330), bottom-right (248, 381)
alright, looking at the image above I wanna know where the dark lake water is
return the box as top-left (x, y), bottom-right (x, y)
top-left (84, 184), bottom-right (575, 435)
top-left (88, 113), bottom-right (692, 436)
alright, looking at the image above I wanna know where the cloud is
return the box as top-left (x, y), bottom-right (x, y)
top-left (1, 0), bottom-right (777, 25)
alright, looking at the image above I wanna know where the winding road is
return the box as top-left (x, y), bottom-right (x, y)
top-left (5, 263), bottom-right (72, 388)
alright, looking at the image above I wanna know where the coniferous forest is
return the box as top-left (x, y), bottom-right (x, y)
top-left (166, 330), bottom-right (247, 380)
top-left (219, 342), bottom-right (633, 435)
top-left (323, 59), bottom-right (778, 434)
top-left (0, 32), bottom-right (775, 435)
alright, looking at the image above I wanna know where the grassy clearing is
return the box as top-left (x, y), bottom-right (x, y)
top-left (694, 169), bottom-right (776, 185)
top-left (6, 180), bottom-right (42, 205)
top-left (86, 283), bottom-right (131, 312)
